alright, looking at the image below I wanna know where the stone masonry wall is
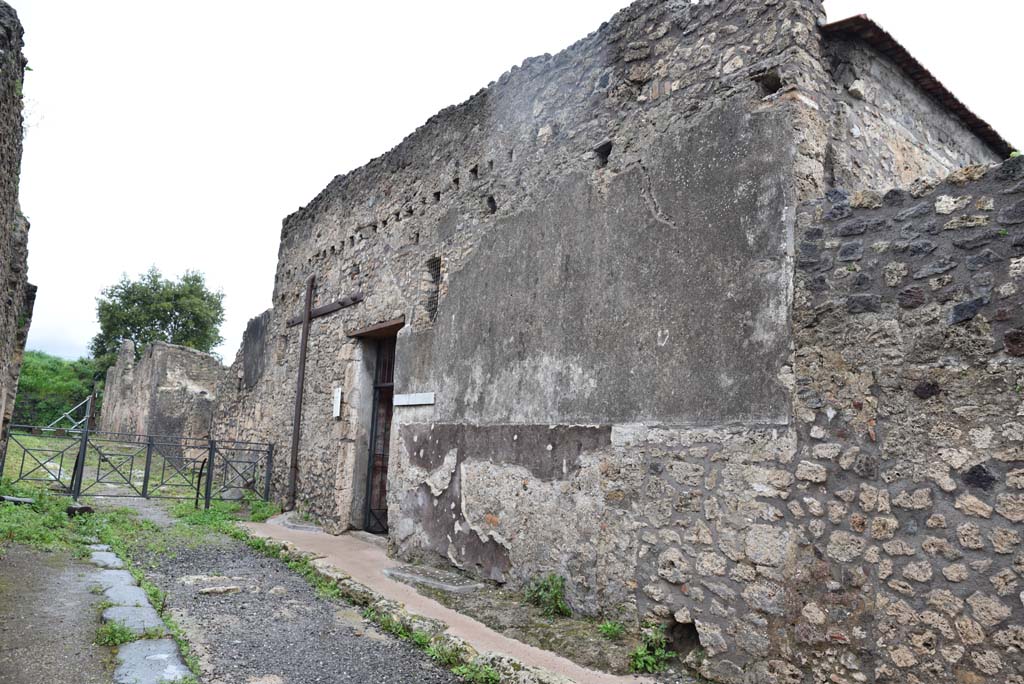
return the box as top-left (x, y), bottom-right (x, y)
top-left (101, 341), bottom-right (227, 438)
top-left (216, 0), bottom-right (829, 584)
top-left (788, 159), bottom-right (1022, 684)
top-left (207, 0), bottom-right (1014, 678)
top-left (821, 38), bottom-right (1000, 193)
top-left (211, 0), bottom-right (1007, 614)
top-left (0, 1), bottom-right (33, 449)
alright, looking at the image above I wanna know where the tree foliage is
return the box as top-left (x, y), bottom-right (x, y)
top-left (11, 351), bottom-right (98, 426)
top-left (89, 268), bottom-right (224, 374)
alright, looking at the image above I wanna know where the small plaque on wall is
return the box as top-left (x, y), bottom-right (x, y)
top-left (332, 388), bottom-right (343, 418)
top-left (393, 392), bottom-right (435, 407)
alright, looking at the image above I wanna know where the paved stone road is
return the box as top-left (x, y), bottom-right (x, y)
top-left (0, 545), bottom-right (111, 684)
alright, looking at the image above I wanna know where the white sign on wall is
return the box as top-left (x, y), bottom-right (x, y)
top-left (332, 388), bottom-right (343, 418)
top-left (393, 392), bottom-right (435, 407)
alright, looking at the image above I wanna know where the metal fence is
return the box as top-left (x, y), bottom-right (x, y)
top-left (0, 424), bottom-right (273, 508)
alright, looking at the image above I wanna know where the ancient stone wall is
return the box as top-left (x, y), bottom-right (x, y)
top-left (0, 1), bottom-right (33, 448)
top-left (101, 341), bottom-right (227, 438)
top-left (217, 0), bottom-right (828, 570)
top-left (786, 160), bottom-right (1021, 684)
top-left (821, 37), bottom-right (1000, 193)
top-left (208, 0), bottom-right (1016, 678)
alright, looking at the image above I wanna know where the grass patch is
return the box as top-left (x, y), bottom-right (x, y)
top-left (0, 479), bottom-right (88, 554)
top-left (524, 573), bottom-right (571, 617)
top-left (598, 620), bottom-right (624, 640)
top-left (96, 621), bottom-right (136, 646)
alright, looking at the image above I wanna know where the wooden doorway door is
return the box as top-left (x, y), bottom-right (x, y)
top-left (365, 336), bottom-right (395, 533)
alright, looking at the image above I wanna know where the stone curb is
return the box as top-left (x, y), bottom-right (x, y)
top-left (86, 543), bottom-right (190, 683)
top-left (268, 539), bottom-right (576, 684)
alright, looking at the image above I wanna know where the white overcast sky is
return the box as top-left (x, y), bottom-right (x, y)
top-left (14, 0), bottom-right (1024, 361)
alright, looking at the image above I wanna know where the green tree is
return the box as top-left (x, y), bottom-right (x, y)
top-left (89, 268), bottom-right (225, 374)
top-left (11, 351), bottom-right (98, 426)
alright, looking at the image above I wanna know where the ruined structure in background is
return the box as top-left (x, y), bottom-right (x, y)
top-left (100, 340), bottom-right (226, 438)
top-left (105, 0), bottom-right (1021, 680)
top-left (0, 1), bottom-right (34, 450)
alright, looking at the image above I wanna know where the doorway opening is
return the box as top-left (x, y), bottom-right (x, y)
top-left (364, 336), bottom-right (395, 534)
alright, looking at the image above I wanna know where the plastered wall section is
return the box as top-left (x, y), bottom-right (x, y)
top-left (101, 341), bottom-right (226, 438)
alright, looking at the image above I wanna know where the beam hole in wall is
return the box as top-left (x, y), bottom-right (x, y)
top-left (668, 620), bottom-right (701, 660)
top-left (486, 195), bottom-right (497, 214)
top-left (452, 176), bottom-right (460, 189)
top-left (488, 160), bottom-right (494, 171)
top-left (753, 68), bottom-right (784, 98)
top-left (508, 148), bottom-right (514, 162)
top-left (433, 191), bottom-right (442, 203)
top-left (594, 140), bottom-right (613, 168)
top-left (425, 256), bottom-right (442, 321)
top-left (469, 164), bottom-right (479, 180)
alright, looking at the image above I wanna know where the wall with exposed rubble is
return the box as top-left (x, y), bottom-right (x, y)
top-left (681, 159), bottom-right (1021, 684)
top-left (101, 341), bottom-right (226, 438)
top-left (0, 2), bottom-right (33, 449)
top-left (820, 37), bottom-right (1001, 193)
top-left (208, 0), bottom-right (1016, 679)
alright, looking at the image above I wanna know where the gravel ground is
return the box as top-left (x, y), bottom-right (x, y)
top-left (0, 545), bottom-right (111, 684)
top-left (126, 507), bottom-right (459, 684)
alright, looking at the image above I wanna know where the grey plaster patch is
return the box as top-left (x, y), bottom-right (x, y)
top-left (87, 543), bottom-right (111, 552)
top-left (90, 551), bottom-right (124, 569)
top-left (102, 605), bottom-right (165, 635)
top-left (114, 638), bottom-right (190, 684)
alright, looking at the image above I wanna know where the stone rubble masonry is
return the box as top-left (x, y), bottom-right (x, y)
top-left (0, 1), bottom-right (34, 452)
top-left (100, 0), bottom-right (1014, 681)
top-left (784, 158), bottom-right (1024, 684)
top-left (100, 340), bottom-right (228, 438)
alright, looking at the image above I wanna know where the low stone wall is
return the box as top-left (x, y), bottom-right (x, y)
top-left (100, 341), bottom-right (228, 438)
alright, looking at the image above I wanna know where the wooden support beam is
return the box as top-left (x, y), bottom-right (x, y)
top-left (286, 275), bottom-right (315, 511)
top-left (286, 292), bottom-right (364, 328)
top-left (346, 316), bottom-right (405, 339)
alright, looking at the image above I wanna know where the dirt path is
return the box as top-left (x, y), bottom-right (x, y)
top-left (0, 545), bottom-right (111, 684)
top-left (117, 498), bottom-right (460, 684)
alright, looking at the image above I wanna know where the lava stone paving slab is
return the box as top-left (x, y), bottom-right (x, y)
top-left (90, 550), bottom-right (124, 569)
top-left (133, 533), bottom-right (460, 683)
top-left (102, 605), bottom-right (166, 635)
top-left (114, 639), bottom-right (190, 684)
top-left (104, 583), bottom-right (150, 607)
top-left (95, 569), bottom-right (137, 590)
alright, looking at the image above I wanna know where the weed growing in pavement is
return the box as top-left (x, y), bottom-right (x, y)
top-left (452, 662), bottom-right (501, 684)
top-left (96, 621), bottom-right (136, 646)
top-left (425, 639), bottom-right (466, 667)
top-left (524, 573), bottom-right (572, 617)
top-left (410, 630), bottom-right (433, 649)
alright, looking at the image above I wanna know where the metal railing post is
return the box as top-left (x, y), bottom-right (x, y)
top-left (263, 444), bottom-right (274, 502)
top-left (203, 439), bottom-right (216, 510)
top-left (0, 428), bottom-right (8, 477)
top-left (141, 436), bottom-right (154, 498)
top-left (70, 396), bottom-right (93, 500)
